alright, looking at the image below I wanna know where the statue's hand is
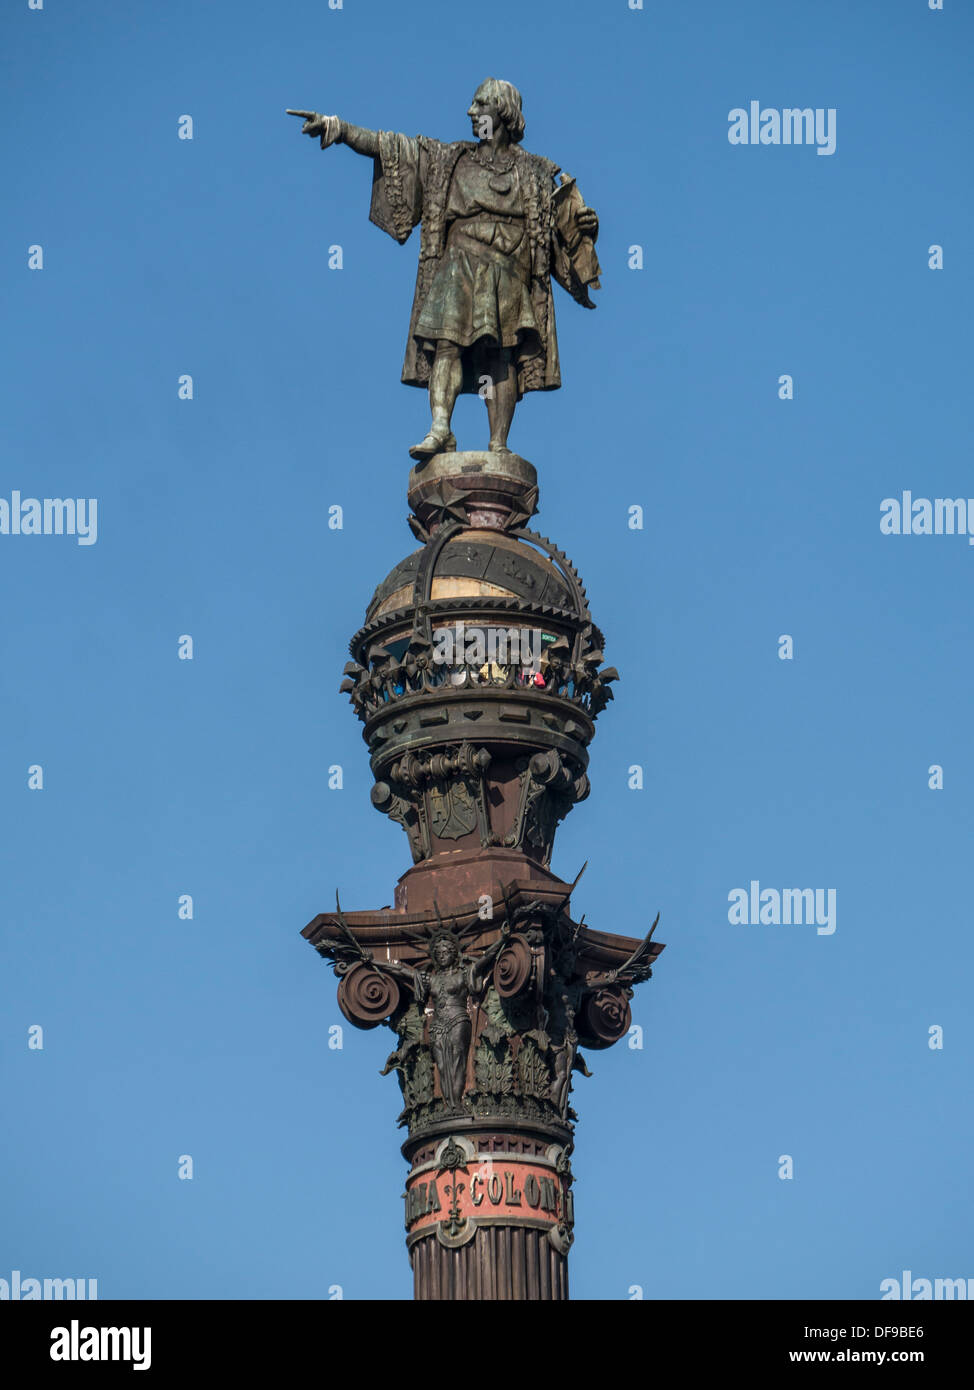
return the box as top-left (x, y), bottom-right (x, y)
top-left (286, 110), bottom-right (342, 149)
top-left (576, 206), bottom-right (599, 239)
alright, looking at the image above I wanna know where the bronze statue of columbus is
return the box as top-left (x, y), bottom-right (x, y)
top-left (288, 79), bottom-right (601, 461)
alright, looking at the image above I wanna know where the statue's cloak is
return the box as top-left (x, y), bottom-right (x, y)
top-left (369, 132), bottom-right (595, 398)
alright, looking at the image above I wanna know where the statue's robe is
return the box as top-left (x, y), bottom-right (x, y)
top-left (368, 131), bottom-right (597, 400)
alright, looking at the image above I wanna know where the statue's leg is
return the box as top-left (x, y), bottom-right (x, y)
top-left (430, 1032), bottom-right (449, 1106)
top-left (447, 1018), bottom-right (471, 1112)
top-left (430, 340), bottom-right (462, 427)
top-left (409, 341), bottom-right (461, 461)
top-left (486, 346), bottom-right (517, 453)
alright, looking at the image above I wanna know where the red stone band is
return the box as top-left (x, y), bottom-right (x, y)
top-left (405, 1156), bottom-right (571, 1236)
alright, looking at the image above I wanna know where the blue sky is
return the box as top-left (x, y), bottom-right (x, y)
top-left (2, 0), bottom-right (971, 1299)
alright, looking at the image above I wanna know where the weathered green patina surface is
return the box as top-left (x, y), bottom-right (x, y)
top-left (288, 79), bottom-right (601, 459)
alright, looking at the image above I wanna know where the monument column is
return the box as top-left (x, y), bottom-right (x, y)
top-left (289, 77), bottom-right (664, 1299)
top-left (301, 453), bottom-right (662, 1300)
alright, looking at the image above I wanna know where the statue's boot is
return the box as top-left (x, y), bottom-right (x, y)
top-left (487, 438), bottom-right (513, 454)
top-left (408, 426), bottom-right (456, 461)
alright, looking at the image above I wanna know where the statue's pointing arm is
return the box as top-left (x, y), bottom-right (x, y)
top-left (287, 110), bottom-right (380, 156)
top-left (288, 110), bottom-right (423, 245)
